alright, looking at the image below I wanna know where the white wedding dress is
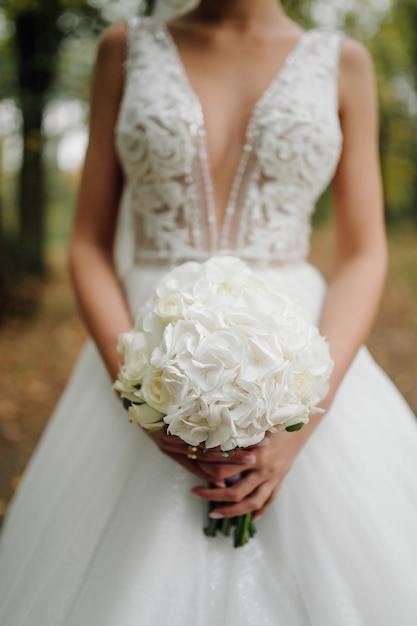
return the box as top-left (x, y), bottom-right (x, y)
top-left (1, 17), bottom-right (417, 626)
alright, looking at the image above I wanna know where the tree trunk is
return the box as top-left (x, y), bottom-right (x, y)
top-left (143, 0), bottom-right (158, 16)
top-left (18, 104), bottom-right (46, 274)
top-left (14, 10), bottom-right (60, 275)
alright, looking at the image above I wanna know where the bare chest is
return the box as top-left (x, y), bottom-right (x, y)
top-left (167, 27), bottom-right (306, 216)
top-left (170, 29), bottom-right (304, 133)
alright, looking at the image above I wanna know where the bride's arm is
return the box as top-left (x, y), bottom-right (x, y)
top-left (69, 23), bottom-right (133, 381)
top-left (192, 38), bottom-right (388, 516)
top-left (317, 37), bottom-right (387, 409)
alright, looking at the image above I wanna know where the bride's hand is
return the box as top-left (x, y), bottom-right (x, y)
top-left (190, 425), bottom-right (315, 520)
top-left (145, 426), bottom-right (259, 484)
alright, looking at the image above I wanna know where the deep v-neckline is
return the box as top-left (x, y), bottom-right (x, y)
top-left (160, 22), bottom-right (313, 247)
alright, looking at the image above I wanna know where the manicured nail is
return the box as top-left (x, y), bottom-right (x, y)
top-left (190, 491), bottom-right (203, 499)
top-left (209, 512), bottom-right (224, 519)
top-left (241, 454), bottom-right (256, 463)
top-left (214, 480), bottom-right (226, 488)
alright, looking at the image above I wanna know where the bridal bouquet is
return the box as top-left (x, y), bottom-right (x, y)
top-left (114, 256), bottom-right (333, 546)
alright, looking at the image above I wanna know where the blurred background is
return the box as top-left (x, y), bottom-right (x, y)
top-left (0, 0), bottom-right (416, 517)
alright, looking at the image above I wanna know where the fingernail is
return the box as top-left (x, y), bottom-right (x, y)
top-left (190, 491), bottom-right (204, 499)
top-left (241, 454), bottom-right (256, 463)
top-left (209, 512), bottom-right (224, 519)
top-left (214, 481), bottom-right (226, 488)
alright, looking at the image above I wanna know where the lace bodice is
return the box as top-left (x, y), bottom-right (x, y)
top-left (116, 17), bottom-right (342, 268)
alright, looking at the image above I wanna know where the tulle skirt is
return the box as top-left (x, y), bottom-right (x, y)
top-left (1, 262), bottom-right (417, 626)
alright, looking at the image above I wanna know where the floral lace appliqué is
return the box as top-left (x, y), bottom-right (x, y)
top-left (116, 18), bottom-right (342, 268)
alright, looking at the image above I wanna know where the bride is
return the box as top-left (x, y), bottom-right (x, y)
top-left (1, 0), bottom-right (417, 623)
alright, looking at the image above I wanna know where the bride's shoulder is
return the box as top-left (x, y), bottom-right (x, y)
top-left (98, 16), bottom-right (160, 67)
top-left (91, 23), bottom-right (129, 105)
top-left (97, 21), bottom-right (128, 64)
top-left (338, 36), bottom-right (375, 83)
top-left (337, 36), bottom-right (376, 113)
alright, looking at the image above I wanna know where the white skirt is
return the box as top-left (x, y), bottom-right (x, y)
top-left (1, 263), bottom-right (417, 626)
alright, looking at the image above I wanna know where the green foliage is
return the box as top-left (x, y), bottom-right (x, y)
top-left (344, 0), bottom-right (417, 222)
top-left (0, 0), bottom-right (92, 18)
top-left (284, 0), bottom-right (314, 28)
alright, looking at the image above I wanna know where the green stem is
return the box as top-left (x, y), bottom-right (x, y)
top-left (234, 512), bottom-right (254, 547)
top-left (221, 516), bottom-right (232, 536)
top-left (204, 517), bottom-right (220, 537)
top-left (203, 486), bottom-right (257, 546)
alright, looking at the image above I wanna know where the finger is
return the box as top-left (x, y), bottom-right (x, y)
top-left (197, 461), bottom-right (253, 483)
top-left (147, 430), bottom-right (193, 456)
top-left (198, 448), bottom-right (258, 464)
top-left (253, 485), bottom-right (280, 520)
top-left (149, 429), bottom-right (185, 448)
top-left (145, 430), bottom-right (245, 482)
top-left (169, 454), bottom-right (214, 482)
top-left (209, 481), bottom-right (274, 519)
top-left (150, 432), bottom-right (262, 465)
top-left (157, 436), bottom-right (206, 458)
top-left (191, 468), bottom-right (261, 502)
top-left (162, 441), bottom-right (258, 469)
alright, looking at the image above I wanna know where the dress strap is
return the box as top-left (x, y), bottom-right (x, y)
top-left (124, 16), bottom-right (142, 74)
top-left (303, 30), bottom-right (343, 110)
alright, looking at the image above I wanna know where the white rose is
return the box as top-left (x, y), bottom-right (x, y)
top-left (128, 403), bottom-right (165, 431)
top-left (113, 331), bottom-right (151, 397)
top-left (120, 333), bottom-right (151, 383)
top-left (117, 330), bottom-right (148, 359)
top-left (294, 371), bottom-right (320, 402)
top-left (141, 369), bottom-right (174, 411)
top-left (153, 292), bottom-right (191, 321)
top-left (116, 331), bottom-right (135, 355)
top-left (113, 377), bottom-right (143, 403)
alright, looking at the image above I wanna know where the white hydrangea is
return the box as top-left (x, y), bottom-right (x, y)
top-left (114, 256), bottom-right (333, 451)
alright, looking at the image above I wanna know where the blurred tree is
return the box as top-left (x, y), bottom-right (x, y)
top-left (0, 0), bottom-right (104, 278)
top-left (285, 0), bottom-right (313, 27)
top-left (0, 17), bottom-right (18, 309)
top-left (142, 0), bottom-right (156, 15)
top-left (396, 0), bottom-right (417, 223)
top-left (342, 0), bottom-right (417, 223)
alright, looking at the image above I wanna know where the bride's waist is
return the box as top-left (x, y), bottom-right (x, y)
top-left (130, 249), bottom-right (308, 270)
